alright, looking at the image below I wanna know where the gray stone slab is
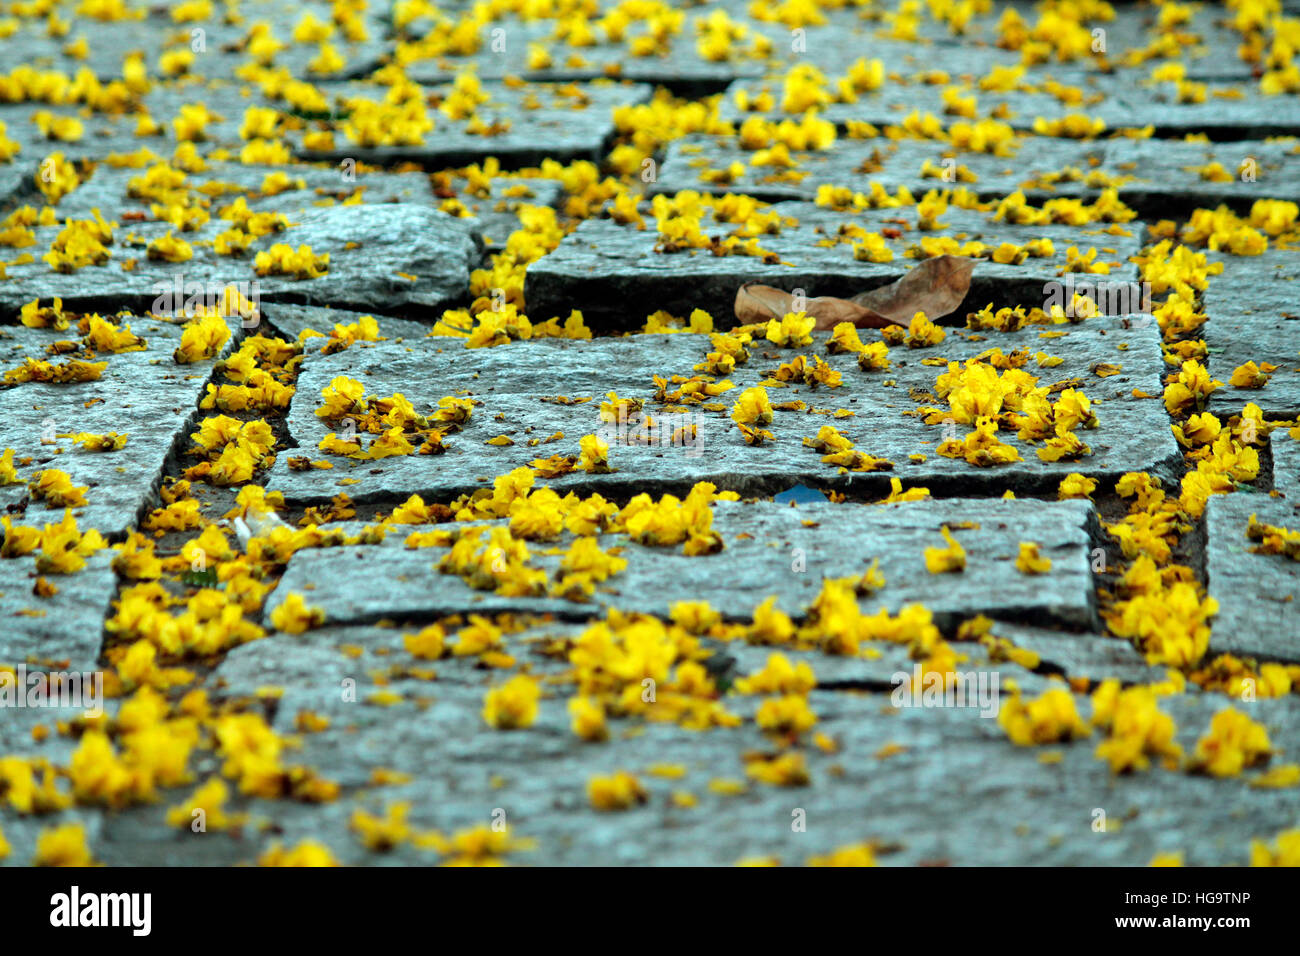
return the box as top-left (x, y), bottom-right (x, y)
top-left (719, 72), bottom-right (1138, 134)
top-left (263, 497), bottom-right (1101, 631)
top-left (526, 202), bottom-right (1144, 330)
top-left (0, 549), bottom-right (114, 674)
top-left (1273, 430), bottom-right (1300, 499)
top-left (5, 1), bottom-right (391, 83)
top-left (988, 622), bottom-right (1160, 687)
top-left (429, 173), bottom-right (566, 248)
top-left (0, 203), bottom-right (479, 320)
top-left (99, 641), bottom-right (1300, 865)
top-left (267, 317), bottom-right (1179, 502)
top-left (260, 303), bottom-right (430, 343)
top-left (50, 161), bottom-right (439, 224)
top-left (720, 72), bottom-right (1300, 138)
top-left (1204, 250), bottom-right (1300, 420)
top-left (655, 135), bottom-right (1300, 219)
top-left (280, 80), bottom-right (654, 169)
top-left (1205, 492), bottom-right (1300, 662)
top-left (0, 317), bottom-right (237, 537)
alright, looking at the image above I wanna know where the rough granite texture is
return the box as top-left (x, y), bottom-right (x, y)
top-left (0, 317), bottom-right (238, 536)
top-left (1205, 493), bottom-right (1300, 662)
top-left (266, 316), bottom-right (1182, 502)
top-left (1, 0), bottom-right (1298, 870)
top-left (525, 202), bottom-right (1145, 329)
top-left (0, 204), bottom-right (481, 320)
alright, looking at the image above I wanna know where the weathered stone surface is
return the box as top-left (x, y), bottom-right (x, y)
top-left (0, 549), bottom-right (115, 674)
top-left (51, 161), bottom-right (440, 223)
top-left (5, 0), bottom-right (391, 83)
top-left (76, 634), bottom-right (1300, 865)
top-left (1204, 250), bottom-right (1300, 420)
top-left (260, 302), bottom-right (431, 343)
top-left (263, 497), bottom-right (1101, 630)
top-left (281, 80), bottom-right (654, 168)
top-left (427, 173), bottom-right (566, 247)
top-left (267, 318), bottom-right (1180, 502)
top-left (987, 621), bottom-right (1156, 686)
top-left (1205, 492), bottom-right (1300, 662)
top-left (0, 203), bottom-right (480, 320)
top-left (526, 202), bottom-right (1145, 329)
top-left (654, 136), bottom-right (1300, 218)
top-left (720, 73), bottom-right (1300, 138)
top-left (0, 317), bottom-right (237, 537)
top-left (1272, 430), bottom-right (1300, 499)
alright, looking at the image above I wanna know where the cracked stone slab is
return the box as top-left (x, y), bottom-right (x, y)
top-left (5, 0), bottom-right (392, 84)
top-left (1203, 250), bottom-right (1300, 420)
top-left (1272, 430), bottom-right (1300, 499)
top-left (987, 621), bottom-right (1157, 686)
top-left (525, 201), bottom-right (1145, 330)
top-left (267, 317), bottom-right (1179, 501)
top-left (279, 80), bottom-right (654, 169)
top-left (0, 549), bottom-right (115, 675)
top-left (264, 497), bottom-right (1101, 630)
top-left (720, 66), bottom-right (1300, 138)
top-left (0, 316), bottom-right (237, 537)
top-left (428, 173), bottom-right (566, 248)
top-left (0, 85), bottom-right (293, 168)
top-left (0, 203), bottom-right (480, 320)
top-left (397, 14), bottom-right (779, 94)
top-left (1205, 492), bottom-right (1300, 662)
top-left (98, 644), bottom-right (1300, 865)
top-left (718, 72), bottom-right (1140, 133)
top-left (653, 135), bottom-right (1300, 218)
top-left (259, 303), bottom-right (431, 343)
top-left (49, 161), bottom-right (441, 224)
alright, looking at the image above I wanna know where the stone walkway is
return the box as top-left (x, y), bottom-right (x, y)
top-left (1, 0), bottom-right (1299, 867)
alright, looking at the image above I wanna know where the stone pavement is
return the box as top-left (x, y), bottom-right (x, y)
top-left (1, 0), bottom-right (1300, 868)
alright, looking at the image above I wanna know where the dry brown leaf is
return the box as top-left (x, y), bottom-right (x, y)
top-left (734, 255), bottom-right (976, 331)
top-left (851, 255), bottom-right (976, 325)
top-left (734, 285), bottom-right (895, 329)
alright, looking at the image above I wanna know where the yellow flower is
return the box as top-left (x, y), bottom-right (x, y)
top-left (147, 231), bottom-right (193, 262)
top-left (173, 313), bottom-right (231, 364)
top-left (807, 843), bottom-right (876, 866)
top-left (924, 526), bottom-right (967, 573)
top-left (1250, 830), bottom-right (1300, 867)
top-left (269, 592), bottom-right (326, 634)
top-left (568, 696), bottom-right (608, 741)
top-left (578, 433), bottom-right (611, 473)
top-left (254, 243), bottom-right (329, 279)
top-left (588, 771), bottom-right (647, 810)
top-left (1092, 686), bottom-right (1182, 774)
top-left (28, 469), bottom-right (88, 509)
top-left (765, 311), bottom-right (815, 347)
top-left (1189, 708), bottom-right (1271, 778)
top-left (259, 841), bottom-right (340, 866)
top-left (33, 823), bottom-right (96, 866)
top-left (999, 688), bottom-right (1091, 746)
top-left (731, 385), bottom-right (774, 427)
top-left (735, 654), bottom-right (816, 695)
top-left (1015, 542), bottom-right (1052, 574)
top-left (746, 751), bottom-right (810, 786)
top-left (1228, 360), bottom-right (1277, 389)
top-left (904, 311), bottom-right (945, 347)
top-left (755, 694), bottom-right (817, 735)
top-left (1057, 473), bottom-right (1097, 499)
top-left (483, 675), bottom-right (541, 729)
